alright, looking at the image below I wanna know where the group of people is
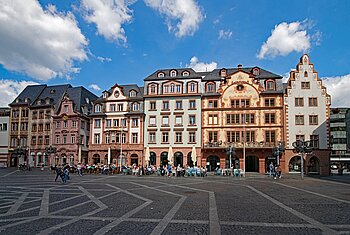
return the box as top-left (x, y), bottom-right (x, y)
top-left (268, 162), bottom-right (282, 179)
top-left (54, 164), bottom-right (71, 183)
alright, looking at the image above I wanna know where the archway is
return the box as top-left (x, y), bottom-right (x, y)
top-left (93, 154), bottom-right (100, 165)
top-left (130, 154), bottom-right (138, 166)
top-left (307, 156), bottom-right (320, 175)
top-left (246, 156), bottom-right (259, 172)
top-left (187, 152), bottom-right (193, 167)
top-left (69, 154), bottom-right (74, 165)
top-left (174, 152), bottom-right (183, 167)
top-left (206, 155), bottom-right (220, 172)
top-left (150, 152), bottom-right (156, 166)
top-left (160, 152), bottom-right (168, 166)
top-left (104, 154), bottom-right (108, 165)
top-left (289, 156), bottom-right (301, 173)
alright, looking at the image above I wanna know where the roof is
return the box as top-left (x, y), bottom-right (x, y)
top-left (94, 84), bottom-right (144, 103)
top-left (65, 86), bottom-right (98, 114)
top-left (144, 68), bottom-right (203, 81)
top-left (9, 85), bottom-right (46, 106)
top-left (202, 67), bottom-right (282, 81)
top-left (31, 84), bottom-right (72, 111)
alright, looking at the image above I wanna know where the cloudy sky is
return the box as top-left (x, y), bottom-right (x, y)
top-left (0, 0), bottom-right (349, 107)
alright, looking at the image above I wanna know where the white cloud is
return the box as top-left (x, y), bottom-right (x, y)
top-left (89, 84), bottom-right (101, 91)
top-left (0, 79), bottom-right (39, 107)
top-left (97, 56), bottom-right (112, 62)
top-left (257, 21), bottom-right (311, 59)
top-left (218, 29), bottom-right (232, 39)
top-left (322, 74), bottom-right (350, 107)
top-left (144, 0), bottom-right (203, 37)
top-left (188, 56), bottom-right (217, 72)
top-left (0, 0), bottom-right (88, 81)
top-left (81, 0), bottom-right (133, 44)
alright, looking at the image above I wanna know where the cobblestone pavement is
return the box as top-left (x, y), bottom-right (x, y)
top-left (0, 169), bottom-right (349, 235)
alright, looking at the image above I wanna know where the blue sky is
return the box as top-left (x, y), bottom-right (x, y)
top-left (0, 0), bottom-right (350, 107)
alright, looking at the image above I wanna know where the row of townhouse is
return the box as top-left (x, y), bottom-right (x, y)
top-left (5, 54), bottom-right (332, 175)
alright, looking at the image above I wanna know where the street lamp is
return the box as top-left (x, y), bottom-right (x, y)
top-left (272, 142), bottom-right (285, 166)
top-left (45, 146), bottom-right (57, 166)
top-left (292, 139), bottom-right (312, 179)
top-left (226, 145), bottom-right (236, 169)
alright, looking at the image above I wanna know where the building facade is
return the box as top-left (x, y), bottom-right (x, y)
top-left (330, 108), bottom-right (350, 168)
top-left (284, 54), bottom-right (331, 175)
top-left (144, 69), bottom-right (202, 167)
top-left (89, 84), bottom-right (144, 166)
top-left (201, 66), bottom-right (285, 173)
top-left (0, 108), bottom-right (10, 167)
top-left (52, 87), bottom-right (97, 166)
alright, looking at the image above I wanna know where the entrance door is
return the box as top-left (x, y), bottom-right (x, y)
top-left (207, 155), bottom-right (220, 172)
top-left (246, 156), bottom-right (259, 172)
top-left (10, 154), bottom-right (17, 167)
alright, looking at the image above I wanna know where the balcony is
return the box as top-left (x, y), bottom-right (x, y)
top-left (204, 141), bottom-right (279, 149)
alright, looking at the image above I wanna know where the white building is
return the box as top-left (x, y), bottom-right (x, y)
top-left (0, 108), bottom-right (10, 167)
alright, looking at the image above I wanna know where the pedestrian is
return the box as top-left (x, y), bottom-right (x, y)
top-left (269, 162), bottom-right (274, 177)
top-left (63, 166), bottom-right (70, 183)
top-left (54, 165), bottom-right (62, 182)
top-left (77, 163), bottom-right (83, 177)
top-left (274, 165), bottom-right (282, 179)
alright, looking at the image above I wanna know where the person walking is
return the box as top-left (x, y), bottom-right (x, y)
top-left (269, 162), bottom-right (274, 177)
top-left (77, 163), bottom-right (83, 177)
top-left (54, 165), bottom-right (62, 182)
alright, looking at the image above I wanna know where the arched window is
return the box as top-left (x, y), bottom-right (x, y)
top-left (182, 71), bottom-right (189, 76)
top-left (95, 105), bottom-right (101, 113)
top-left (304, 71), bottom-right (308, 78)
top-left (158, 72), bottom-right (164, 78)
top-left (189, 83), bottom-right (195, 92)
top-left (150, 84), bottom-right (156, 94)
top-left (132, 102), bottom-right (139, 111)
top-left (129, 90), bottom-right (136, 97)
top-left (170, 83), bottom-right (175, 93)
top-left (207, 83), bottom-right (215, 93)
top-left (170, 70), bottom-right (177, 77)
top-left (266, 80), bottom-right (275, 91)
top-left (253, 68), bottom-right (260, 76)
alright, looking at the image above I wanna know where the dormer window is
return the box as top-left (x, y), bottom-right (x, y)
top-left (25, 98), bottom-right (30, 103)
top-left (170, 70), bottom-right (177, 77)
top-left (207, 82), bottom-right (215, 93)
top-left (266, 80), bottom-right (275, 91)
top-left (37, 100), bottom-right (41, 105)
top-left (182, 71), bottom-right (189, 77)
top-left (85, 97), bottom-right (90, 104)
top-left (253, 68), bottom-right (260, 76)
top-left (158, 72), bottom-right (165, 78)
top-left (45, 98), bottom-right (50, 104)
top-left (95, 105), bottom-right (101, 113)
top-left (129, 90), bottom-right (136, 97)
top-left (220, 69), bottom-right (227, 76)
top-left (103, 92), bottom-right (108, 98)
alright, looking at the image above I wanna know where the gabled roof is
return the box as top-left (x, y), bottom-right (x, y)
top-left (94, 84), bottom-right (144, 103)
top-left (9, 85), bottom-right (46, 106)
top-left (144, 68), bottom-right (203, 81)
top-left (65, 86), bottom-right (98, 114)
top-left (31, 84), bottom-right (71, 111)
top-left (202, 67), bottom-right (282, 81)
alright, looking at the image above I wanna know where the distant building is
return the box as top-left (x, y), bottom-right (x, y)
top-left (143, 69), bottom-right (202, 167)
top-left (89, 84), bottom-right (144, 166)
top-left (330, 108), bottom-right (350, 168)
top-left (0, 108), bottom-right (10, 167)
top-left (284, 54), bottom-right (331, 175)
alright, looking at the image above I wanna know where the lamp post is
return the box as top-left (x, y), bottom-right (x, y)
top-left (226, 145), bottom-right (235, 169)
top-left (292, 139), bottom-right (312, 179)
top-left (272, 142), bottom-right (285, 166)
top-left (45, 145), bottom-right (57, 167)
top-left (119, 127), bottom-right (124, 172)
top-left (242, 115), bottom-right (247, 175)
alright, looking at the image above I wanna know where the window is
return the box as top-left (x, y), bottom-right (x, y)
top-left (106, 119), bottom-right (111, 127)
top-left (32, 137), bottom-right (36, 145)
top-left (149, 132), bottom-right (156, 143)
top-left (265, 113), bottom-right (275, 124)
top-left (95, 119), bottom-right (101, 128)
top-left (265, 98), bottom-right (275, 107)
top-left (162, 132), bottom-right (169, 143)
top-left (231, 99), bottom-right (250, 108)
top-left (38, 136), bottom-right (43, 145)
top-left (0, 123), bottom-right (7, 131)
top-left (296, 135), bottom-right (305, 141)
top-left (309, 115), bottom-right (318, 125)
top-left (189, 132), bottom-right (196, 143)
top-left (208, 100), bottom-right (218, 108)
top-left (243, 131), bottom-right (255, 142)
top-left (162, 116), bottom-right (169, 126)
top-left (304, 71), bottom-right (308, 78)
top-left (63, 135), bottom-right (67, 144)
top-left (56, 121), bottom-right (60, 128)
top-left (295, 115), bottom-right (304, 125)
top-left (113, 119), bottom-right (119, 127)
top-left (226, 114), bottom-right (240, 124)
top-left (170, 84), bottom-right (175, 93)
top-left (94, 134), bottom-right (100, 144)
top-left (176, 85), bottom-right (181, 93)
top-left (132, 133), bottom-right (138, 143)
top-left (110, 104), bottom-right (116, 112)
top-left (132, 102), bottom-right (139, 111)
top-left (105, 133), bottom-right (110, 144)
top-left (309, 97), bottom-right (318, 107)
top-left (38, 124), bottom-right (43, 132)
top-left (56, 135), bottom-right (60, 144)
top-left (64, 105), bottom-right (68, 113)
top-left (295, 98), bottom-right (304, 107)
top-left (71, 135), bottom-right (75, 144)
top-left (80, 135), bottom-right (84, 145)
top-left (158, 72), bottom-right (164, 78)
top-left (175, 100), bottom-right (182, 109)
top-left (95, 105), bottom-right (101, 112)
top-left (72, 121), bottom-right (76, 128)
top-left (132, 118), bottom-right (138, 127)
top-left (121, 118), bottom-right (127, 127)
top-left (39, 111), bottom-right (44, 119)
top-left (163, 101), bottom-right (169, 110)
top-left (170, 70), bottom-right (177, 77)
top-left (32, 124), bottom-right (37, 132)
top-left (189, 100), bottom-right (196, 109)
top-left (301, 82), bottom-right (310, 89)
top-left (81, 121), bottom-right (85, 129)
top-left (45, 136), bottom-right (49, 145)
top-left (150, 84), bottom-right (156, 94)
top-left (242, 114), bottom-right (255, 124)
top-left (163, 85), bottom-right (169, 93)
top-left (266, 81), bottom-right (275, 90)
top-left (149, 116), bottom-right (156, 126)
top-left (227, 131), bottom-right (240, 143)
top-left (209, 131), bottom-right (218, 142)
top-left (207, 83), bottom-right (215, 92)
top-left (209, 114), bottom-right (218, 125)
top-left (129, 90), bottom-right (136, 97)
top-left (189, 115), bottom-right (196, 125)
top-left (117, 104), bottom-right (123, 111)
top-left (182, 71), bottom-right (189, 76)
top-left (189, 83), bottom-right (195, 92)
top-left (175, 116), bottom-right (182, 126)
top-left (150, 101), bottom-right (156, 110)
top-left (265, 131), bottom-right (276, 143)
top-left (310, 136), bottom-right (319, 148)
top-left (175, 132), bottom-right (182, 143)
top-left (45, 123), bottom-right (50, 131)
